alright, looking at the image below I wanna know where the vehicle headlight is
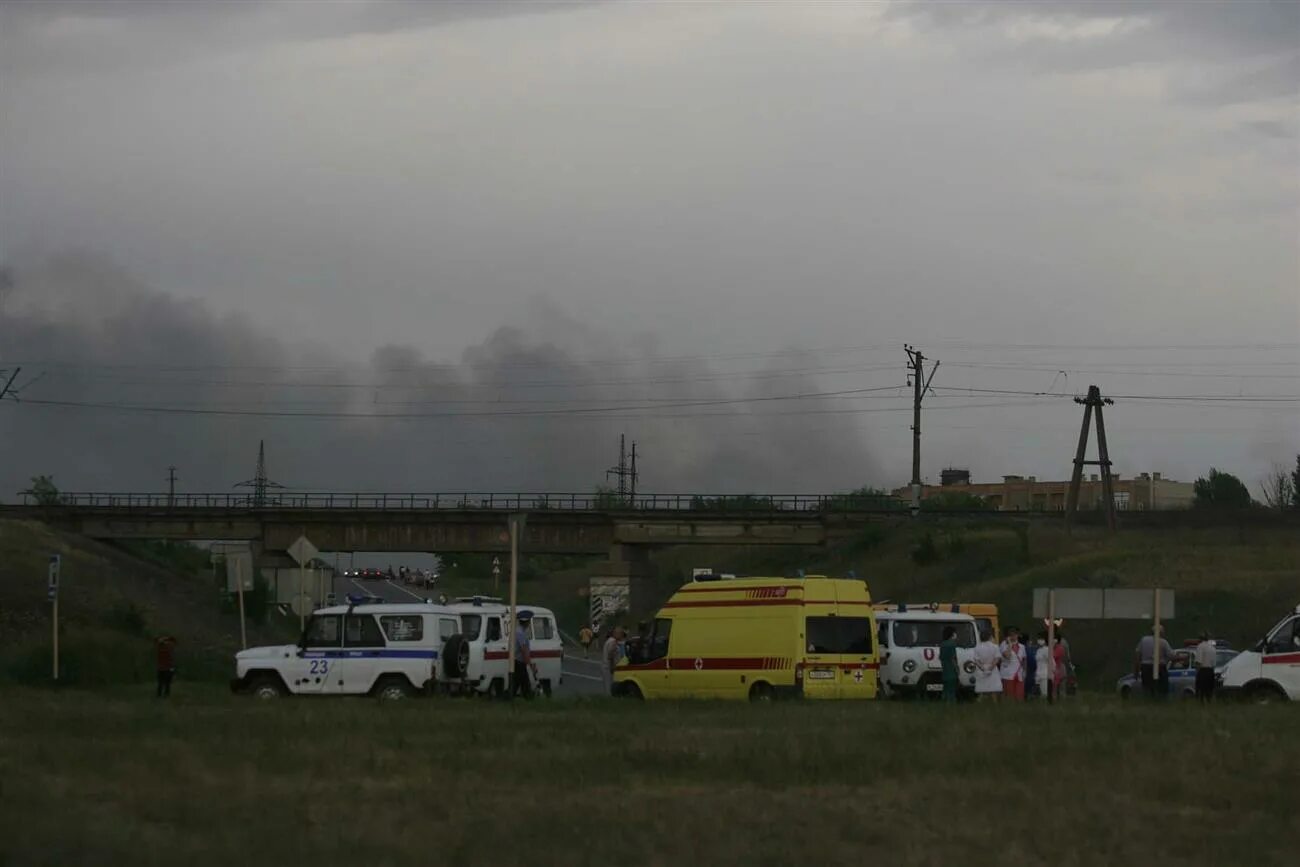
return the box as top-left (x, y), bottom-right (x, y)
top-left (902, 659), bottom-right (917, 673)
top-left (963, 661), bottom-right (976, 674)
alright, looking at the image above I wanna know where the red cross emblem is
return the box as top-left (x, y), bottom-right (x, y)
top-left (853, 669), bottom-right (864, 683)
top-left (694, 657), bottom-right (704, 671)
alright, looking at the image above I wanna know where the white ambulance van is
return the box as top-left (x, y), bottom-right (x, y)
top-left (875, 609), bottom-right (978, 699)
top-left (1218, 604), bottom-right (1300, 702)
top-left (439, 598), bottom-right (563, 696)
top-left (231, 598), bottom-right (458, 700)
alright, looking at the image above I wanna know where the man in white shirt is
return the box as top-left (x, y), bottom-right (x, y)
top-left (1135, 627), bottom-right (1176, 699)
top-left (999, 627), bottom-right (1026, 701)
top-left (973, 629), bottom-right (1003, 701)
top-left (1194, 632), bottom-right (1217, 703)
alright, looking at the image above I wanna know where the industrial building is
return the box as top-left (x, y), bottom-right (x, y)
top-left (896, 468), bottom-right (1195, 512)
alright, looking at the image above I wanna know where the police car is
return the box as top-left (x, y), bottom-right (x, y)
top-left (231, 596), bottom-right (457, 699)
top-left (438, 597), bottom-right (563, 697)
top-left (1115, 642), bottom-right (1237, 699)
top-left (1219, 604), bottom-right (1300, 702)
top-left (874, 609), bottom-right (978, 698)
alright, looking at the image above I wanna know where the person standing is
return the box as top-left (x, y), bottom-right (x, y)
top-left (578, 624), bottom-right (594, 658)
top-left (1034, 632), bottom-right (1052, 703)
top-left (602, 626), bottom-right (625, 696)
top-left (1052, 634), bottom-right (1069, 701)
top-left (974, 628), bottom-right (1003, 702)
top-left (999, 627), bottom-right (1026, 701)
top-left (155, 634), bottom-right (177, 698)
top-left (512, 611), bottom-right (536, 700)
top-left (1194, 632), bottom-right (1217, 703)
top-left (939, 626), bottom-right (960, 703)
top-left (1134, 626), bottom-right (1175, 699)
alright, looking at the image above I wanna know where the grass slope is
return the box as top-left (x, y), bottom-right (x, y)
top-left (0, 520), bottom-right (292, 685)
top-left (0, 689), bottom-right (1295, 867)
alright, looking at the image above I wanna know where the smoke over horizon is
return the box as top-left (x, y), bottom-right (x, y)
top-left (0, 252), bottom-right (883, 498)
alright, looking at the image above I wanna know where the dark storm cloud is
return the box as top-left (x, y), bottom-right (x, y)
top-left (0, 253), bottom-right (879, 497)
top-left (896, 0), bottom-right (1300, 106)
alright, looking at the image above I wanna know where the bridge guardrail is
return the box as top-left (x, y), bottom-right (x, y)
top-left (16, 491), bottom-right (911, 513)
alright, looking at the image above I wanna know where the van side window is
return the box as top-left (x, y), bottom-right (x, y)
top-left (345, 614), bottom-right (385, 647)
top-left (460, 614), bottom-right (482, 641)
top-left (877, 621), bottom-right (889, 651)
top-left (304, 614), bottom-right (342, 648)
top-left (439, 617), bottom-right (459, 641)
top-left (379, 615), bottom-right (424, 642)
top-left (531, 617), bottom-right (554, 641)
top-left (807, 617), bottom-right (873, 655)
top-left (643, 618), bottom-right (672, 662)
top-left (486, 617), bottom-right (502, 642)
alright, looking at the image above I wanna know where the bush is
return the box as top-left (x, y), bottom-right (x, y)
top-left (910, 532), bottom-right (939, 566)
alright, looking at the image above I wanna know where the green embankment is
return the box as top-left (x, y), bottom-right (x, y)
top-left (0, 520), bottom-right (293, 686)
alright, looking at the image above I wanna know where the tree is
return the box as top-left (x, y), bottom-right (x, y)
top-left (1292, 454), bottom-right (1300, 509)
top-left (1193, 468), bottom-right (1252, 509)
top-left (920, 490), bottom-right (993, 512)
top-left (25, 475), bottom-right (61, 506)
top-left (1258, 463), bottom-right (1296, 511)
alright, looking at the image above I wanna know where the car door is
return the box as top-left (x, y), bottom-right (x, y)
top-left (1263, 616), bottom-right (1300, 694)
top-left (803, 615), bottom-right (841, 698)
top-left (633, 617), bottom-right (673, 698)
top-left (482, 615), bottom-right (509, 691)
top-left (332, 612), bottom-right (385, 694)
top-left (297, 614), bottom-right (341, 694)
top-left (837, 615), bottom-right (876, 699)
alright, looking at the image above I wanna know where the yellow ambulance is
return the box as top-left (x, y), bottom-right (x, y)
top-left (613, 574), bottom-right (878, 701)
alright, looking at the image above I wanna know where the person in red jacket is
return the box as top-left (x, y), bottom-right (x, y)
top-left (156, 635), bottom-right (177, 698)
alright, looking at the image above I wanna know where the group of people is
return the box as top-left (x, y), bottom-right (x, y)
top-left (577, 623), bottom-right (629, 695)
top-left (1136, 626), bottom-right (1219, 701)
top-left (943, 626), bottom-right (1074, 703)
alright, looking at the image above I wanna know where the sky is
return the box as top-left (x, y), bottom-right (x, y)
top-left (0, 0), bottom-right (1296, 499)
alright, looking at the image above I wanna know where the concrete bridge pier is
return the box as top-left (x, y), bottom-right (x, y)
top-left (588, 543), bottom-right (656, 630)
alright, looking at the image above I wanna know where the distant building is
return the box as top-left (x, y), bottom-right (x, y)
top-left (893, 469), bottom-right (1194, 511)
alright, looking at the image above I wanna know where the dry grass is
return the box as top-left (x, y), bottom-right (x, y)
top-left (0, 687), bottom-right (1296, 867)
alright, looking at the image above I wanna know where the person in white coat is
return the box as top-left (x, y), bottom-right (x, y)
top-left (1034, 632), bottom-right (1053, 703)
top-left (973, 629), bottom-right (1003, 702)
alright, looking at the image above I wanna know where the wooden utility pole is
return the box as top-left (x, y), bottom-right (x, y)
top-left (1065, 385), bottom-right (1117, 533)
top-left (904, 346), bottom-right (939, 515)
top-left (167, 465), bottom-right (177, 508)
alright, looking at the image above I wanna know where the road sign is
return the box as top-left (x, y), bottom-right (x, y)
top-left (291, 594), bottom-right (314, 618)
top-left (1033, 588), bottom-right (1175, 620)
top-left (47, 554), bottom-right (60, 602)
top-left (287, 535), bottom-right (319, 567)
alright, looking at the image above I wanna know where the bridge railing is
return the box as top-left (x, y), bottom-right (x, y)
top-left (17, 491), bottom-right (911, 513)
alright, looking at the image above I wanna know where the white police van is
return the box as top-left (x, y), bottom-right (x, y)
top-left (439, 597), bottom-right (564, 697)
top-left (1218, 603), bottom-right (1300, 702)
top-left (874, 609), bottom-right (978, 698)
top-left (231, 597), bottom-right (458, 700)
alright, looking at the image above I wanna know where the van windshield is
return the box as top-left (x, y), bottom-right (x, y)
top-left (892, 620), bottom-right (976, 649)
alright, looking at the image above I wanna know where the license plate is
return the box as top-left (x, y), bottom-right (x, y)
top-left (925, 683), bottom-right (943, 692)
top-left (807, 669), bottom-right (834, 680)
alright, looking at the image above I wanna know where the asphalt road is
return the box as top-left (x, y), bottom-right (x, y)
top-left (326, 570), bottom-right (608, 697)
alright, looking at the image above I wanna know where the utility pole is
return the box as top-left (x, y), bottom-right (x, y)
top-left (904, 346), bottom-right (939, 515)
top-left (606, 434), bottom-right (639, 507)
top-left (167, 466), bottom-right (178, 508)
top-left (0, 367), bottom-right (21, 402)
top-left (1065, 384), bottom-right (1117, 533)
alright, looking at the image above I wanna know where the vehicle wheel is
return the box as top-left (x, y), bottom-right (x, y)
top-left (618, 682), bottom-right (644, 700)
top-left (749, 682), bottom-right (775, 702)
top-left (250, 676), bottom-right (285, 700)
top-left (1249, 683), bottom-right (1287, 704)
top-left (442, 635), bottom-right (470, 679)
top-left (375, 677), bottom-right (414, 701)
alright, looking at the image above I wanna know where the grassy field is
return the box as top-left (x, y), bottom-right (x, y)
top-left (0, 687), bottom-right (1295, 867)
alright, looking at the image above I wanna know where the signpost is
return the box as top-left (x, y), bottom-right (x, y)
top-left (1033, 587), bottom-right (1175, 697)
top-left (287, 536), bottom-right (319, 632)
top-left (504, 515), bottom-right (526, 698)
top-left (234, 556), bottom-right (247, 650)
top-left (48, 555), bottom-right (60, 681)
